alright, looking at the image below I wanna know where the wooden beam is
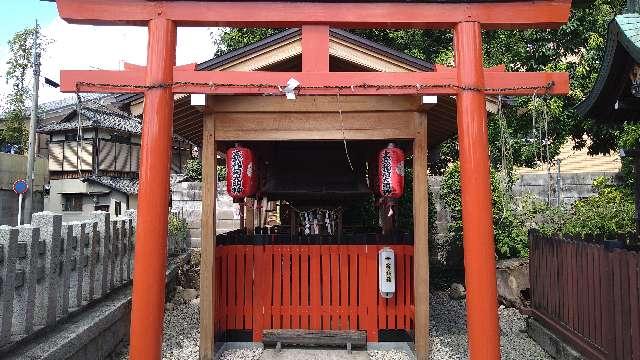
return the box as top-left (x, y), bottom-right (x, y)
top-left (302, 26), bottom-right (330, 72)
top-left (209, 95), bottom-right (423, 113)
top-left (412, 112), bottom-right (429, 360)
top-left (56, 0), bottom-right (571, 29)
top-left (213, 112), bottom-right (419, 141)
top-left (245, 198), bottom-right (255, 235)
top-left (199, 112), bottom-right (217, 359)
top-left (61, 69), bottom-right (569, 95)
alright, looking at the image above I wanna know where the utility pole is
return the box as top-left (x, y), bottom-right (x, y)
top-left (24, 20), bottom-right (40, 224)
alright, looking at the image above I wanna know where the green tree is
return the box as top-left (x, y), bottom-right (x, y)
top-left (2, 24), bottom-right (50, 153)
top-left (214, 1), bottom-right (626, 170)
top-left (440, 162), bottom-right (530, 259)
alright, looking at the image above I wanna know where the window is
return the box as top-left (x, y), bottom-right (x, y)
top-left (62, 194), bottom-right (84, 211)
top-left (114, 201), bottom-right (122, 216)
top-left (94, 204), bottom-right (109, 212)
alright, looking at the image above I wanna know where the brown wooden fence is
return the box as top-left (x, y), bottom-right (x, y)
top-left (529, 231), bottom-right (640, 360)
top-left (214, 244), bottom-right (414, 342)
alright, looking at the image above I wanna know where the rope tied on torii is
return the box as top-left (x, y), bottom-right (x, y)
top-left (72, 79), bottom-right (558, 95)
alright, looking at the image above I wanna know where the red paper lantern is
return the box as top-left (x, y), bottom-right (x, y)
top-left (378, 143), bottom-right (405, 199)
top-left (226, 145), bottom-right (257, 200)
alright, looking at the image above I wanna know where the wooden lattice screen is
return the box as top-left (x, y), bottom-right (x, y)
top-left (215, 244), bottom-right (414, 342)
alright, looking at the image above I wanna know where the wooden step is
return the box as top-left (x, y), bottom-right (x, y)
top-left (262, 329), bottom-right (367, 350)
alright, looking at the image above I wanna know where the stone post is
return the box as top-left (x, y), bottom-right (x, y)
top-left (92, 211), bottom-right (110, 297)
top-left (110, 220), bottom-right (118, 289)
top-left (88, 222), bottom-right (98, 301)
top-left (31, 212), bottom-right (62, 326)
top-left (60, 224), bottom-right (73, 316)
top-left (17, 225), bottom-right (39, 335)
top-left (0, 226), bottom-right (18, 346)
top-left (72, 222), bottom-right (86, 308)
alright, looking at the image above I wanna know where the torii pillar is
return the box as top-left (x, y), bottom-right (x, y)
top-left (128, 18), bottom-right (177, 359)
top-left (455, 21), bottom-right (501, 358)
top-left (53, 1), bottom-right (571, 359)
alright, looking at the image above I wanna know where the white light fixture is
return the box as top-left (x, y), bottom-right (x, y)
top-left (190, 94), bottom-right (206, 106)
top-left (422, 95), bottom-right (438, 104)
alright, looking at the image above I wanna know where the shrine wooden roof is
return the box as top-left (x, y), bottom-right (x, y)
top-left (576, 13), bottom-right (640, 123)
top-left (118, 28), bottom-right (461, 148)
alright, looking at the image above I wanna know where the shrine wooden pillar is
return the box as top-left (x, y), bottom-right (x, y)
top-left (129, 17), bottom-right (177, 360)
top-left (200, 113), bottom-right (217, 359)
top-left (413, 113), bottom-right (429, 359)
top-left (454, 22), bottom-right (501, 359)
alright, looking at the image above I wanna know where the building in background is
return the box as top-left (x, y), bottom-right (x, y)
top-left (37, 98), bottom-right (193, 221)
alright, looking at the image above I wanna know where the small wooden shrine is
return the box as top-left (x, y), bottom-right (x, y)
top-left (53, 1), bottom-right (571, 359)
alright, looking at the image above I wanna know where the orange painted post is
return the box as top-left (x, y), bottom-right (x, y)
top-left (454, 21), bottom-right (501, 360)
top-left (129, 17), bottom-right (176, 360)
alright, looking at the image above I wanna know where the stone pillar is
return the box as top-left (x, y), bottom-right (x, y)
top-left (0, 226), bottom-right (18, 345)
top-left (110, 220), bottom-right (119, 289)
top-left (16, 225), bottom-right (40, 335)
top-left (72, 222), bottom-right (86, 308)
top-left (119, 218), bottom-right (129, 282)
top-left (92, 211), bottom-right (111, 298)
top-left (60, 224), bottom-right (73, 316)
top-left (31, 212), bottom-right (63, 326)
top-left (87, 222), bottom-right (99, 301)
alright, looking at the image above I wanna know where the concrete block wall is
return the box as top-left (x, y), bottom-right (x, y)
top-left (0, 210), bottom-right (136, 349)
top-left (512, 171), bottom-right (621, 205)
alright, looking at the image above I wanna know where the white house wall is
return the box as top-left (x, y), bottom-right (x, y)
top-left (48, 178), bottom-right (131, 222)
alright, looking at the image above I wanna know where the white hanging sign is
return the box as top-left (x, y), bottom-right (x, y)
top-left (379, 247), bottom-right (395, 298)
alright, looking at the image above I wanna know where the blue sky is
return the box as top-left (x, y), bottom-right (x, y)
top-left (0, 1), bottom-right (58, 46)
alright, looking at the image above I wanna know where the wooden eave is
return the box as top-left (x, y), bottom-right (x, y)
top-left (121, 28), bottom-right (459, 148)
top-left (576, 13), bottom-right (640, 123)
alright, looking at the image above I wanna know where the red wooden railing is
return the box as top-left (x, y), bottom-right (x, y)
top-left (214, 244), bottom-right (414, 342)
top-left (529, 232), bottom-right (640, 360)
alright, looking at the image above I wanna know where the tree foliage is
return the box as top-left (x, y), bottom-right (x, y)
top-left (563, 177), bottom-right (636, 238)
top-left (1, 24), bottom-right (50, 153)
top-left (214, 1), bottom-right (626, 169)
top-left (440, 162), bottom-right (530, 259)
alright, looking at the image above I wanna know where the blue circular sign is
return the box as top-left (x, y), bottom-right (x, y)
top-left (13, 179), bottom-right (29, 195)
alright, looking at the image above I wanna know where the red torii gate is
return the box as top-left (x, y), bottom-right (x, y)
top-left (53, 1), bottom-right (570, 359)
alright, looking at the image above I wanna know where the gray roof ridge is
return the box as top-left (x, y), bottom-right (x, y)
top-left (116, 27), bottom-right (434, 104)
top-left (83, 175), bottom-right (139, 195)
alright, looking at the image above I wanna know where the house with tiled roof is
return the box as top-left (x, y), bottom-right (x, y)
top-left (37, 98), bottom-right (194, 221)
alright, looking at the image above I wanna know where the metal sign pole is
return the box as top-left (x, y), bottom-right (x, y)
top-left (18, 193), bottom-right (23, 226)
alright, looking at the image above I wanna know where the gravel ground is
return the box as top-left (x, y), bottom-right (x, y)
top-left (115, 291), bottom-right (550, 360)
top-left (429, 292), bottom-right (551, 360)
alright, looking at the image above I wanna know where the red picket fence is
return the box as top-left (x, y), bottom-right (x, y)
top-left (214, 244), bottom-right (414, 342)
top-left (529, 232), bottom-right (640, 360)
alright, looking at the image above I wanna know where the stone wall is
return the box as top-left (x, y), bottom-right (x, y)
top-left (0, 210), bottom-right (136, 352)
top-left (430, 171), bottom-right (619, 268)
top-left (171, 182), bottom-right (239, 248)
top-left (513, 171), bottom-right (621, 205)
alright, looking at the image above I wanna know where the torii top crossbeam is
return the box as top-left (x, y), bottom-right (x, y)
top-left (52, 1), bottom-right (570, 360)
top-left (56, 0), bottom-right (570, 96)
